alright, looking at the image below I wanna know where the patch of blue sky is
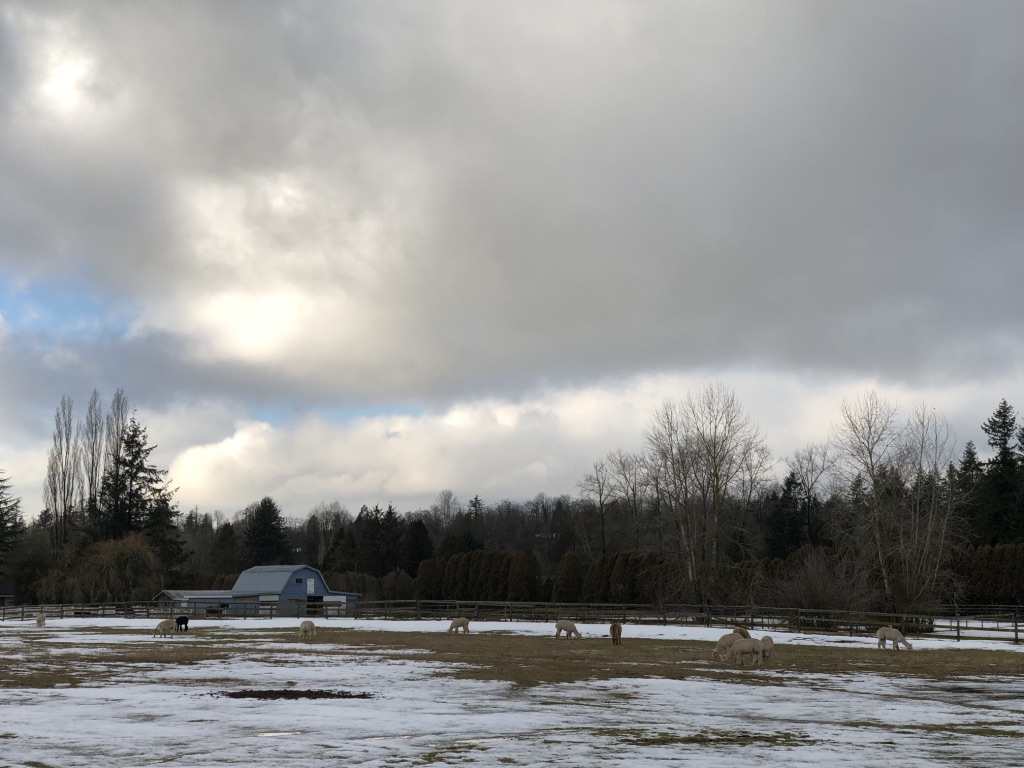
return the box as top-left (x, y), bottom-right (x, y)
top-left (0, 275), bottom-right (133, 340)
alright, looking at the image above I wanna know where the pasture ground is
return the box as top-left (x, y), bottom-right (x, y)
top-left (6, 625), bottom-right (1024, 689)
top-left (2, 619), bottom-right (1023, 767)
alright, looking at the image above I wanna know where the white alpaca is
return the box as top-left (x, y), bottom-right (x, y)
top-left (35, 613), bottom-right (46, 628)
top-left (554, 620), bottom-right (582, 638)
top-left (876, 626), bottom-right (912, 650)
top-left (712, 632), bottom-right (742, 659)
top-left (760, 636), bottom-right (775, 662)
top-left (299, 620), bottom-right (316, 642)
top-left (447, 617), bottom-right (469, 634)
top-left (732, 626), bottom-right (751, 639)
top-left (725, 637), bottom-right (764, 666)
top-left (153, 619), bottom-right (176, 638)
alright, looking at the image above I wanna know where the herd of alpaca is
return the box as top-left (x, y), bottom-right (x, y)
top-left (712, 627), bottom-right (776, 666)
top-left (28, 612), bottom-right (913, 657)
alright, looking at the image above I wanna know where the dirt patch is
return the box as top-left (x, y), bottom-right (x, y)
top-left (216, 689), bottom-right (374, 700)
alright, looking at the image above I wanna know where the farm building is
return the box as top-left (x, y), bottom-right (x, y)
top-left (0, 581), bottom-right (14, 606)
top-left (155, 564), bottom-right (359, 617)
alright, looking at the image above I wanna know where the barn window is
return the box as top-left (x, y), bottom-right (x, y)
top-left (295, 578), bottom-right (303, 584)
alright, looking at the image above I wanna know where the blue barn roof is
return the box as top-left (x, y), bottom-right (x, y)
top-left (231, 565), bottom-right (360, 599)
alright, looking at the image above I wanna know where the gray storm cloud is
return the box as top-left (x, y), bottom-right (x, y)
top-left (1, 1), bottom-right (1022, 415)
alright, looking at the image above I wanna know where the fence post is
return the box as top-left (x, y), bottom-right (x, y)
top-left (1015, 608), bottom-right (1019, 645)
top-left (955, 606), bottom-right (960, 642)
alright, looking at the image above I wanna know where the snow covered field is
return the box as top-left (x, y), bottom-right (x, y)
top-left (2, 618), bottom-right (1023, 767)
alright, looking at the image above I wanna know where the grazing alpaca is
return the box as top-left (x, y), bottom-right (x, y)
top-left (760, 636), bottom-right (775, 662)
top-left (554, 620), bottom-right (582, 639)
top-left (447, 617), bottom-right (469, 634)
top-left (298, 620), bottom-right (316, 642)
top-left (732, 626), bottom-right (751, 639)
top-left (153, 619), bottom-right (176, 638)
top-left (35, 613), bottom-right (46, 628)
top-left (876, 626), bottom-right (912, 650)
top-left (712, 632), bottom-right (742, 659)
top-left (175, 615), bottom-right (189, 632)
top-left (725, 637), bottom-right (764, 666)
top-left (610, 623), bottom-right (622, 645)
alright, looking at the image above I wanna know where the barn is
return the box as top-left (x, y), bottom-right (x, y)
top-left (155, 564), bottom-right (360, 617)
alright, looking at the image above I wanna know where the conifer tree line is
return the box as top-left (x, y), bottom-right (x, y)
top-left (2, 384), bottom-right (1024, 611)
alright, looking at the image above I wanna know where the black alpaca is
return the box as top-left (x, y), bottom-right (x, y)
top-left (175, 615), bottom-right (189, 632)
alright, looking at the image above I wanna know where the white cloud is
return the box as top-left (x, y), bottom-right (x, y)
top-left (158, 369), bottom-right (1011, 518)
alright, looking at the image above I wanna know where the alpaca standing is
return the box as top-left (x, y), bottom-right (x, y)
top-left (725, 637), bottom-right (764, 666)
top-left (610, 622), bottom-right (622, 645)
top-left (447, 617), bottom-right (469, 634)
top-left (299, 620), bottom-right (316, 642)
top-left (712, 632), bottom-right (742, 659)
top-left (153, 619), bottom-right (176, 638)
top-left (876, 626), bottom-right (913, 650)
top-left (35, 613), bottom-right (46, 628)
top-left (760, 636), bottom-right (775, 662)
top-left (554, 620), bottom-right (582, 638)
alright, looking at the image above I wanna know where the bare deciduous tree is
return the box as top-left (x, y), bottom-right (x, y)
top-left (578, 458), bottom-right (613, 556)
top-left (832, 391), bottom-right (904, 606)
top-left (786, 440), bottom-right (837, 546)
top-left (644, 383), bottom-right (771, 602)
top-left (606, 449), bottom-right (648, 549)
top-left (80, 389), bottom-right (105, 529)
top-left (308, 501), bottom-right (350, 567)
top-left (895, 403), bottom-right (968, 607)
top-left (43, 395), bottom-right (83, 562)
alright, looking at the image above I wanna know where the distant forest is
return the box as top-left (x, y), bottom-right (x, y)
top-left (2, 385), bottom-right (1024, 612)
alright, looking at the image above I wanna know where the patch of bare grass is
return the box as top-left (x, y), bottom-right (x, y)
top-left (5, 625), bottom-right (1024, 691)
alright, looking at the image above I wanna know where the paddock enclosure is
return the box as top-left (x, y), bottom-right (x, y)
top-left (2, 618), bottom-right (1023, 767)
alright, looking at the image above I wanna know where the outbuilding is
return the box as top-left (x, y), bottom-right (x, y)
top-left (155, 564), bottom-right (359, 618)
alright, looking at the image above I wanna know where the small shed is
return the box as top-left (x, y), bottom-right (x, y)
top-left (155, 565), bottom-right (359, 617)
top-left (0, 581), bottom-right (15, 606)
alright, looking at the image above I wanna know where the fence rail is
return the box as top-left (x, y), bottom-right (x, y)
top-left (2, 601), bottom-right (1020, 644)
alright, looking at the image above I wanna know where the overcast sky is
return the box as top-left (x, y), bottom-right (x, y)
top-left (1, 1), bottom-right (1022, 521)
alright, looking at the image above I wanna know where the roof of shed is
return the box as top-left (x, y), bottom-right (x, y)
top-left (231, 565), bottom-right (314, 595)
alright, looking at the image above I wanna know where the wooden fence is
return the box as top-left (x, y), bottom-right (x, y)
top-left (2, 600), bottom-right (1020, 644)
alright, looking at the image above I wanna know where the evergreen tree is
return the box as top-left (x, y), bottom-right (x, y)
top-left (414, 558), bottom-right (442, 599)
top-left (980, 400), bottom-right (1022, 543)
top-left (551, 552), bottom-right (586, 602)
top-left (401, 519), bottom-right (434, 577)
top-left (243, 497), bottom-right (290, 566)
top-left (209, 521), bottom-right (241, 575)
top-left (763, 473), bottom-right (805, 560)
top-left (982, 399), bottom-right (1018, 467)
top-left (506, 552), bottom-right (538, 601)
top-left (0, 470), bottom-right (25, 573)
top-left (98, 415), bottom-right (173, 540)
top-left (322, 523), bottom-right (358, 573)
top-left (957, 442), bottom-right (986, 543)
top-left (143, 495), bottom-right (185, 573)
top-left (379, 504), bottom-right (405, 574)
top-left (435, 514), bottom-right (481, 560)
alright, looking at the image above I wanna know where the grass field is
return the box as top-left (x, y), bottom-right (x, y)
top-left (2, 618), bottom-right (1023, 766)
